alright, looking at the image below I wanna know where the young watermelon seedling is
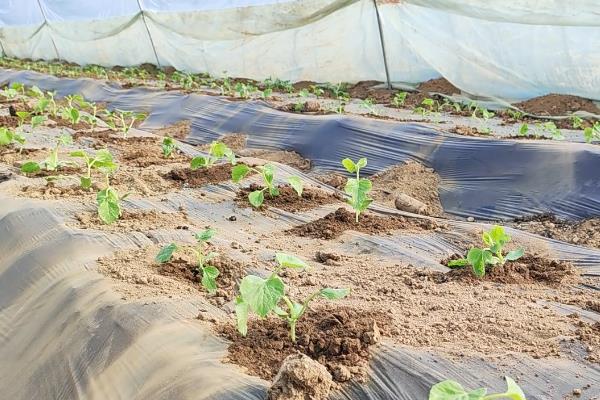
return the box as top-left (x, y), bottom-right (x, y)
top-left (448, 225), bottom-right (524, 278)
top-left (341, 157), bottom-right (372, 222)
top-left (190, 141), bottom-right (235, 168)
top-left (235, 252), bottom-right (349, 342)
top-left (20, 132), bottom-right (73, 174)
top-left (96, 159), bottom-right (125, 224)
top-left (161, 136), bottom-right (177, 158)
top-left (429, 376), bottom-right (526, 400)
top-left (231, 163), bottom-right (303, 208)
top-left (155, 228), bottom-right (220, 294)
top-left (70, 148), bottom-right (117, 189)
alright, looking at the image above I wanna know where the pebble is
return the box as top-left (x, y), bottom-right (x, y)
top-left (573, 388), bottom-right (581, 396)
top-left (230, 241), bottom-right (241, 249)
top-left (467, 217), bottom-right (475, 222)
top-left (228, 215), bottom-right (237, 221)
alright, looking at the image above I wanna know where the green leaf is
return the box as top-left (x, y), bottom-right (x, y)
top-left (190, 156), bottom-right (208, 169)
top-left (519, 124), bottom-right (528, 136)
top-left (345, 177), bottom-right (372, 215)
top-left (195, 228), bottom-right (216, 242)
top-left (428, 380), bottom-right (487, 400)
top-left (261, 164), bottom-right (275, 186)
top-left (356, 157), bottom-right (367, 169)
top-left (342, 158), bottom-right (356, 173)
top-left (320, 288), bottom-right (350, 300)
top-left (239, 274), bottom-right (285, 317)
top-left (447, 258), bottom-right (469, 268)
top-left (80, 176), bottom-right (92, 189)
top-left (289, 301), bottom-right (304, 320)
top-left (287, 176), bottom-right (303, 197)
top-left (235, 297), bottom-right (249, 336)
top-left (231, 164), bottom-right (250, 182)
top-left (467, 248), bottom-right (494, 278)
top-left (59, 133), bottom-right (73, 146)
top-left (209, 141), bottom-right (228, 157)
top-left (0, 128), bottom-right (13, 146)
top-left (248, 190), bottom-right (264, 208)
top-left (505, 248), bottom-right (524, 261)
top-left (503, 376), bottom-right (526, 400)
top-left (275, 252), bottom-right (308, 269)
top-left (273, 305), bottom-right (288, 318)
top-left (97, 199), bottom-right (121, 224)
top-left (70, 150), bottom-right (87, 158)
top-left (156, 243), bottom-right (178, 263)
top-left (31, 115), bottom-right (46, 129)
top-left (201, 265), bottom-right (219, 294)
top-left (20, 161), bottom-right (41, 174)
top-left (487, 225), bottom-right (510, 253)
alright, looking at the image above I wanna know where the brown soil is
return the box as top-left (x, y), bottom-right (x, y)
top-left (347, 80), bottom-right (395, 104)
top-left (73, 209), bottom-right (190, 232)
top-left (0, 147), bottom-right (46, 165)
top-left (442, 254), bottom-right (578, 286)
top-left (218, 133), bottom-right (247, 152)
top-left (288, 207), bottom-right (441, 239)
top-left (403, 78), bottom-right (461, 107)
top-left (152, 120), bottom-right (191, 140)
top-left (0, 115), bottom-right (19, 128)
top-left (218, 306), bottom-right (387, 383)
top-left (165, 163), bottom-right (236, 187)
top-left (236, 184), bottom-right (341, 212)
top-left (292, 81), bottom-right (318, 91)
top-left (512, 215), bottom-right (600, 249)
top-left (514, 94), bottom-right (600, 116)
top-left (370, 161), bottom-right (443, 216)
top-left (277, 101), bottom-right (328, 114)
top-left (449, 125), bottom-right (491, 137)
top-left (157, 254), bottom-right (245, 303)
top-left (237, 148), bottom-right (311, 171)
top-left (20, 183), bottom-right (93, 199)
top-left (27, 165), bottom-right (81, 178)
top-left (575, 321), bottom-right (600, 363)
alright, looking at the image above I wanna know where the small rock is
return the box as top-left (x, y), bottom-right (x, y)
top-left (304, 100), bottom-right (321, 113)
top-left (268, 354), bottom-right (332, 400)
top-left (230, 241), bottom-right (241, 249)
top-left (573, 388), bottom-right (581, 396)
top-left (315, 251), bottom-right (341, 264)
top-left (331, 364), bottom-right (352, 382)
top-left (467, 217), bottom-right (475, 222)
top-left (363, 321), bottom-right (381, 345)
top-left (228, 215), bottom-right (237, 221)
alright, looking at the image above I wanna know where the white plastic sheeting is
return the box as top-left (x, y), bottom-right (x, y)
top-left (0, 0), bottom-right (598, 100)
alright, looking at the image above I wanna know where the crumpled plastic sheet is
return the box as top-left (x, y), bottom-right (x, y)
top-left (3, 69), bottom-right (600, 221)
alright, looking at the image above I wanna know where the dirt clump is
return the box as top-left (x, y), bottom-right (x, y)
top-left (165, 163), bottom-right (236, 187)
top-left (288, 207), bottom-right (440, 239)
top-left (236, 184), bottom-right (341, 212)
top-left (404, 78), bottom-right (461, 107)
top-left (442, 254), bottom-right (578, 286)
top-left (513, 215), bottom-right (600, 249)
top-left (218, 133), bottom-right (247, 152)
top-left (575, 321), bottom-right (600, 363)
top-left (219, 306), bottom-right (386, 383)
top-left (268, 354), bottom-right (333, 400)
top-left (514, 94), bottom-right (600, 116)
top-left (370, 161), bottom-right (443, 215)
top-left (347, 80), bottom-right (395, 104)
top-left (0, 115), bottom-right (19, 128)
top-left (20, 183), bottom-right (93, 199)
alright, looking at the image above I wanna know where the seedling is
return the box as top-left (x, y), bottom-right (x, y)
top-left (310, 85), bottom-right (324, 98)
top-left (472, 107), bottom-right (495, 134)
top-left (518, 123), bottom-right (529, 136)
top-left (583, 121), bottom-right (600, 143)
top-left (263, 77), bottom-right (294, 93)
top-left (541, 121), bottom-right (563, 140)
top-left (391, 91), bottom-right (408, 107)
top-left (30, 115), bottom-right (46, 129)
top-left (324, 82), bottom-right (349, 99)
top-left (429, 376), bottom-right (526, 400)
top-left (33, 96), bottom-right (50, 115)
top-left (232, 163), bottom-right (302, 208)
top-left (96, 163), bottom-right (125, 224)
top-left (448, 225), bottom-right (524, 278)
top-left (15, 111), bottom-right (31, 127)
top-left (70, 148), bottom-right (117, 189)
top-left (60, 106), bottom-right (81, 126)
top-left (235, 252), bottom-right (349, 342)
top-left (155, 228), bottom-right (220, 294)
top-left (360, 98), bottom-right (378, 116)
top-left (0, 127), bottom-right (25, 148)
top-left (21, 133), bottom-right (73, 173)
top-left (190, 141), bottom-right (235, 169)
top-left (161, 136), bottom-right (177, 158)
top-left (235, 82), bottom-right (257, 99)
top-left (341, 157), bottom-right (372, 222)
top-left (506, 109), bottom-right (524, 120)
top-left (105, 109), bottom-right (146, 137)
top-left (571, 115), bottom-right (583, 129)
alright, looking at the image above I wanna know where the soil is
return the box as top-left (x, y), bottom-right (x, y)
top-left (235, 184), bottom-right (341, 212)
top-left (0, 115), bottom-right (19, 128)
top-left (514, 94), bottom-right (600, 116)
top-left (218, 306), bottom-right (388, 383)
top-left (441, 254), bottom-right (578, 286)
top-left (20, 182), bottom-right (94, 199)
top-left (347, 80), bottom-right (395, 104)
top-left (237, 148), bottom-right (311, 171)
top-left (157, 253), bottom-right (246, 303)
top-left (404, 78), bottom-right (461, 107)
top-left (165, 164), bottom-right (236, 187)
top-left (73, 209), bottom-right (191, 232)
top-left (27, 165), bottom-right (81, 178)
top-left (288, 207), bottom-right (442, 239)
top-left (449, 125), bottom-right (491, 137)
top-left (0, 147), bottom-right (46, 165)
top-left (151, 120), bottom-right (191, 140)
top-left (575, 321), bottom-right (600, 363)
top-left (512, 214), bottom-right (600, 249)
top-left (370, 161), bottom-right (443, 216)
top-left (218, 133), bottom-right (247, 152)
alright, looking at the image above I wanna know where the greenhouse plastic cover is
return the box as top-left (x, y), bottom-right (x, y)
top-left (0, 0), bottom-right (599, 101)
top-left (1, 70), bottom-right (600, 399)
